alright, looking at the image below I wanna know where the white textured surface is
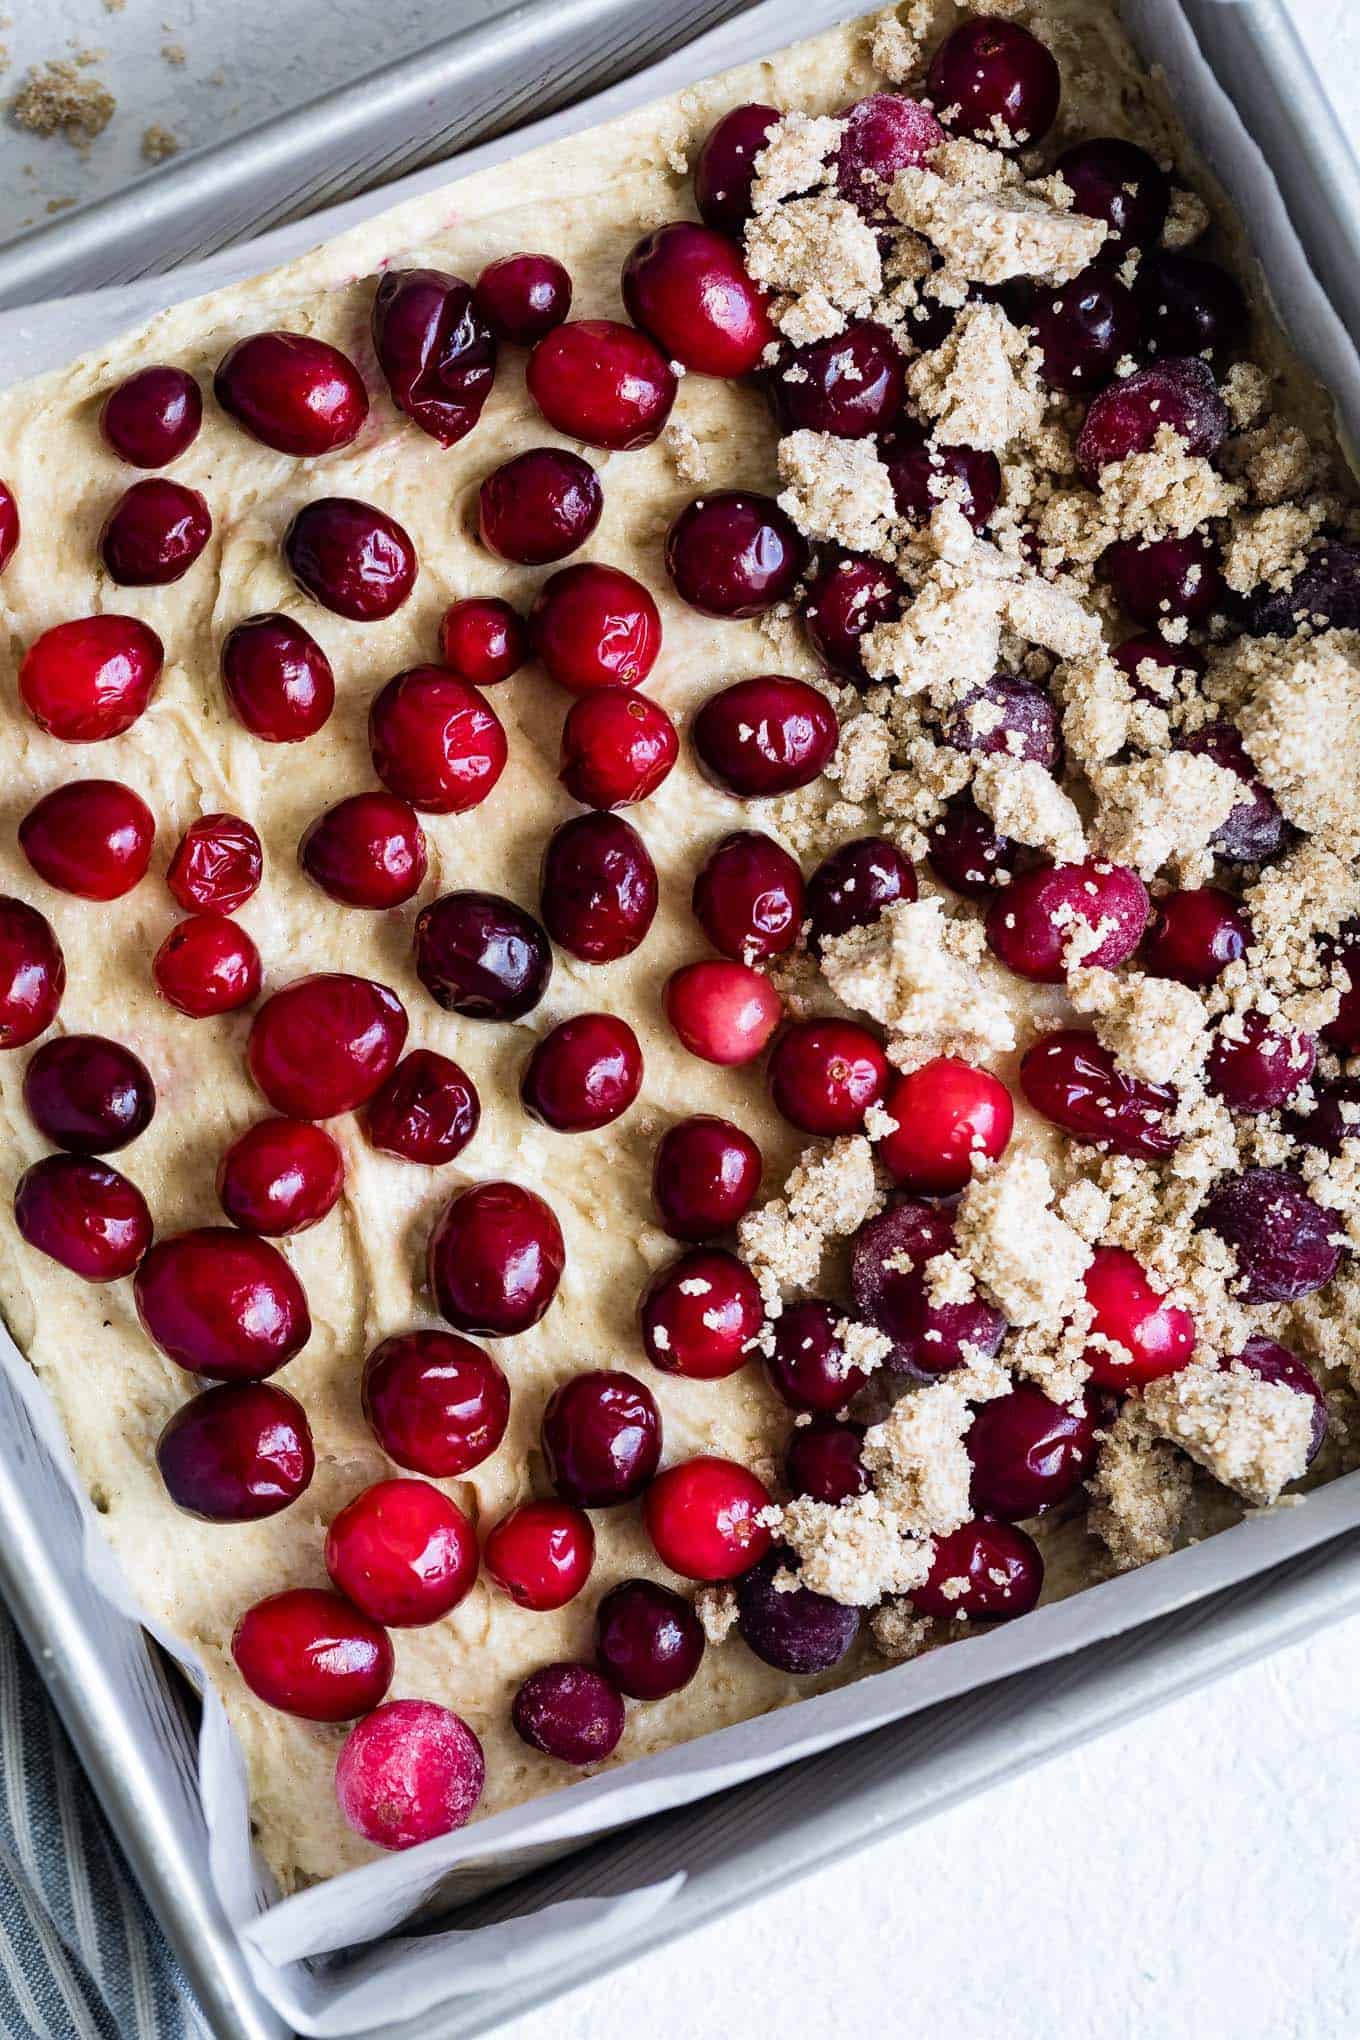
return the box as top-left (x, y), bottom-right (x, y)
top-left (4, 2), bottom-right (1360, 2036)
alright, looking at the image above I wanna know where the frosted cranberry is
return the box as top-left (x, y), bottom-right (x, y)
top-left (371, 268), bottom-right (496, 444)
top-left (1143, 885), bottom-right (1250, 987)
top-left (414, 891), bottom-right (551, 1020)
top-left (802, 554), bottom-right (900, 684)
top-left (623, 222), bottom-right (775, 376)
top-left (479, 448), bottom-right (602, 565)
top-left (221, 613), bottom-right (334, 742)
top-left (644, 1455), bottom-right (771, 1581)
top-left (1020, 1028), bottom-right (1177, 1158)
top-left (559, 690), bottom-right (678, 809)
top-left (19, 779), bottom-right (154, 901)
top-left (325, 1477), bottom-right (478, 1627)
top-left (214, 332), bottom-right (367, 456)
top-left (361, 1049), bottom-right (480, 1164)
top-left (693, 831), bottom-right (803, 965)
top-left (164, 813), bottom-right (262, 917)
top-left (786, 1417), bottom-right (869, 1505)
top-left (24, 1034), bottom-right (153, 1154)
top-left (944, 673), bottom-right (1059, 768)
top-left (769, 1019), bottom-right (888, 1137)
top-left (774, 322), bottom-right (905, 437)
top-left (876, 1057), bottom-right (1014, 1195)
top-left (665, 960), bottom-right (781, 1066)
top-left (1229, 1336), bottom-right (1327, 1464)
top-left (429, 1180), bottom-right (565, 1335)
top-left (1199, 1167), bottom-right (1340, 1304)
top-left (100, 479), bottom-right (210, 585)
top-left (153, 916), bottom-right (261, 1017)
top-left (806, 835), bottom-right (916, 948)
top-left (694, 102), bottom-right (778, 234)
top-left (913, 1519), bottom-right (1044, 1621)
top-left (596, 1579), bottom-right (705, 1700)
top-left (1135, 251), bottom-right (1248, 359)
top-left (474, 252), bottom-right (572, 344)
top-left (521, 1013), bottom-right (642, 1132)
top-left (336, 1700), bottom-right (484, 1847)
top-left (927, 17), bottom-right (1060, 145)
top-left (1323, 927), bottom-right (1360, 1054)
top-left (1077, 358), bottom-right (1227, 482)
top-left (285, 497), bottom-right (417, 622)
top-left (986, 860), bottom-right (1148, 985)
top-left (1033, 269), bottom-right (1140, 392)
top-left (217, 1117), bottom-right (344, 1235)
top-left (247, 974), bottom-right (408, 1116)
top-left (135, 1227), bottom-right (309, 1378)
top-left (101, 365), bottom-right (202, 467)
top-left (0, 480), bottom-right (17, 572)
top-left (665, 492), bottom-right (807, 618)
top-left (512, 1663), bottom-right (624, 1765)
top-left (233, 1589), bottom-right (392, 1723)
top-left (1178, 723), bottom-right (1288, 864)
top-left (541, 812), bottom-right (658, 962)
top-left (20, 615), bottom-right (162, 742)
top-left (641, 1248), bottom-right (761, 1380)
top-left (1055, 137), bottom-right (1169, 253)
top-left (14, 1155), bottom-right (151, 1282)
top-left (765, 1298), bottom-right (869, 1413)
top-left (299, 792), bottom-right (425, 911)
top-left (652, 1115), bottom-right (762, 1241)
top-left (1081, 1244), bottom-right (1195, 1391)
top-left (0, 900), bottom-right (65, 1048)
top-left (156, 1381), bottom-right (314, 1521)
top-left (368, 666), bottom-right (507, 813)
top-left (362, 1328), bottom-right (509, 1475)
top-left (1104, 530), bottom-right (1224, 626)
top-left (885, 435), bottom-right (1001, 532)
top-left (1208, 1012), bottom-right (1315, 1114)
top-left (927, 796), bottom-right (1021, 899)
top-left (1244, 540), bottom-right (1360, 639)
top-left (526, 319), bottom-right (675, 449)
top-left (969, 1384), bottom-right (1100, 1520)
top-left (735, 1547), bottom-right (860, 1673)
top-left (692, 675), bottom-right (837, 798)
top-left (530, 563), bottom-right (661, 694)
top-left (438, 596), bottom-right (526, 686)
top-left (484, 1500), bottom-right (594, 1611)
top-left (836, 91), bottom-right (944, 221)
top-left (541, 1370), bottom-right (661, 1506)
top-left (851, 1199), bottom-right (1007, 1377)
top-left (1111, 632), bottom-right (1204, 700)
top-left (1290, 1075), bottom-right (1360, 1157)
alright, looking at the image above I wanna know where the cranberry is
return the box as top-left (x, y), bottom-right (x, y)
top-left (325, 1477), bottom-right (478, 1627)
top-left (1177, 722), bottom-right (1288, 863)
top-left (641, 1248), bottom-right (762, 1380)
top-left (559, 690), bottom-right (678, 809)
top-left (802, 554), bottom-right (900, 685)
top-left (665, 960), bottom-right (781, 1066)
top-left (474, 252), bottom-right (572, 344)
top-left (217, 1117), bottom-right (344, 1235)
top-left (986, 860), bottom-right (1148, 984)
top-left (693, 102), bottom-right (778, 234)
top-left (214, 332), bottom-right (368, 456)
top-left (623, 221), bottom-right (775, 377)
top-left (912, 1518), bottom-right (1044, 1621)
top-left (526, 319), bottom-right (676, 449)
top-left (1199, 1167), bottom-right (1340, 1304)
top-left (652, 1115), bottom-right (762, 1241)
top-left (336, 1700), bottom-right (484, 1847)
top-left (944, 673), bottom-right (1060, 768)
top-left (773, 322), bottom-right (905, 438)
top-left (1208, 1012), bottom-right (1315, 1114)
top-left (19, 779), bottom-right (155, 901)
top-left (927, 795), bottom-right (1021, 899)
top-left (1055, 137), bottom-right (1170, 254)
top-left (1229, 1336), bottom-right (1327, 1464)
top-left (233, 1589), bottom-right (393, 1723)
top-left (479, 448), bottom-right (602, 566)
top-left (768, 1019), bottom-right (888, 1137)
top-left (429, 1180), bottom-right (565, 1335)
top-left (362, 1049), bottom-right (480, 1165)
top-left (693, 831), bottom-right (803, 964)
top-left (0, 481), bottom-right (17, 572)
top-left (298, 791), bottom-right (425, 910)
top-left (1111, 632), bottom-right (1205, 700)
top-left (512, 1663), bottom-right (624, 1765)
top-left (1104, 530), bottom-right (1224, 626)
top-left (163, 812), bottom-right (262, 918)
top-left (1142, 885), bottom-right (1250, 986)
top-left (806, 835), bottom-right (917, 948)
top-left (692, 675), bottom-right (837, 798)
top-left (156, 1381), bottom-right (314, 1521)
top-left (885, 435), bottom-right (1001, 533)
top-left (835, 92), bottom-right (944, 221)
top-left (735, 1547), bottom-right (860, 1673)
top-left (1033, 269), bottom-right (1141, 392)
top-left (438, 596), bottom-right (527, 686)
top-left (765, 1298), bottom-right (869, 1413)
top-left (23, 1034), bottom-right (154, 1154)
top-left (876, 1057), bottom-right (1014, 1195)
top-left (521, 1013), bottom-right (642, 1132)
top-left (1020, 1028), bottom-right (1177, 1158)
top-left (153, 915), bottom-right (261, 1017)
top-left (221, 613), bottom-right (335, 742)
top-left (541, 1369), bottom-right (661, 1506)
top-left (100, 479), bottom-right (211, 586)
top-left (785, 1417), bottom-right (869, 1504)
top-left (484, 1500), bottom-right (594, 1611)
top-left (665, 492), bottom-right (807, 618)
top-left (597, 1579), bottom-right (704, 1701)
top-left (20, 614), bottom-right (162, 742)
top-left (1081, 1244), bottom-right (1195, 1391)
top-left (927, 17), bottom-right (1061, 145)
top-left (1290, 1075), bottom-right (1360, 1156)
top-left (1135, 251), bottom-right (1248, 360)
top-left (414, 891), bottom-right (552, 1021)
top-left (247, 974), bottom-right (408, 1117)
top-left (14, 1155), bottom-right (151, 1283)
top-left (851, 1199), bottom-right (1007, 1377)
top-left (644, 1455), bottom-right (772, 1581)
top-left (369, 667), bottom-right (508, 818)
top-left (969, 1384), bottom-right (1100, 1519)
top-left (530, 563), bottom-right (661, 695)
top-left (285, 497), bottom-right (417, 622)
top-left (363, 1328), bottom-right (509, 1475)
top-left (134, 1226), bottom-right (309, 1378)
top-left (101, 365), bottom-right (202, 467)
top-left (371, 268), bottom-right (497, 445)
top-left (1077, 356), bottom-right (1227, 484)
top-left (540, 812), bottom-right (658, 962)
top-left (1244, 540), bottom-right (1360, 640)
top-left (0, 899), bottom-right (65, 1048)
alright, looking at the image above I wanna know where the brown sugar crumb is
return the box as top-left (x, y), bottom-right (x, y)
top-left (1221, 362), bottom-right (1270, 431)
top-left (1091, 750), bottom-right (1246, 881)
top-left (869, 1601), bottom-right (933, 1660)
top-left (141, 123), bottom-right (178, 163)
top-left (905, 303), bottom-right (1045, 452)
top-left (693, 1584), bottom-right (738, 1645)
top-left (1160, 186), bottom-right (1210, 249)
top-left (160, 41), bottom-right (186, 65)
top-left (10, 58), bottom-right (115, 145)
top-left (777, 431), bottom-right (897, 555)
top-left (1222, 416), bottom-right (1325, 506)
top-left (1087, 1400), bottom-right (1193, 1571)
top-left (867, 1), bottom-right (934, 82)
top-left (956, 1149), bottom-right (1092, 1327)
top-left (774, 1490), bottom-right (934, 1605)
top-left (737, 1135), bottom-right (881, 1312)
top-left (1067, 966), bottom-right (1210, 1087)
top-left (889, 164), bottom-right (1107, 285)
top-left (861, 1380), bottom-right (976, 1538)
top-left (828, 712), bottom-right (894, 805)
top-left (749, 110), bottom-right (842, 212)
top-left (744, 192), bottom-right (880, 345)
top-left (662, 418), bottom-right (708, 484)
top-left (819, 896), bottom-right (1016, 1071)
top-left (1212, 630), bottom-right (1360, 850)
top-left (1221, 501), bottom-right (1327, 598)
top-left (970, 754), bottom-right (1085, 860)
top-left (1142, 1359), bottom-right (1314, 1506)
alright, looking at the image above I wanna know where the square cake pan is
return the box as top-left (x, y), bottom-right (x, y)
top-left (1, 3), bottom-right (1358, 2036)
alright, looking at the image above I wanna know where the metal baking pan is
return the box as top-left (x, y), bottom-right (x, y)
top-left (1, 2), bottom-right (1358, 2035)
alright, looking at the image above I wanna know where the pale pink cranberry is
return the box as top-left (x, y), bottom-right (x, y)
top-left (774, 323), bottom-right (905, 439)
top-left (693, 103), bottom-right (778, 234)
top-left (927, 795), bottom-right (1022, 899)
top-left (474, 252), bottom-right (572, 344)
top-left (927, 18), bottom-right (1061, 144)
top-left (652, 1115), bottom-right (762, 1241)
top-left (153, 915), bottom-right (261, 1017)
top-left (851, 1199), bottom-right (1007, 1377)
top-left (943, 672), bottom-right (1060, 768)
top-left (214, 332), bottom-right (368, 456)
top-left (623, 222), bottom-right (775, 376)
top-left (596, 1578), bottom-right (706, 1701)
top-left (1228, 1336), bottom-right (1327, 1464)
top-left (0, 481), bottom-right (17, 573)
top-left (1081, 1244), bottom-right (1195, 1391)
top-left (559, 691), bottom-right (678, 809)
top-left (247, 973), bottom-right (409, 1117)
top-left (735, 1547), bottom-right (860, 1672)
top-left (19, 779), bottom-right (155, 901)
top-left (166, 812), bottom-right (262, 916)
top-left (23, 1034), bottom-right (154, 1153)
top-left (438, 596), bottom-right (527, 686)
top-left (541, 1369), bottom-right (661, 1506)
top-left (986, 859), bottom-right (1148, 984)
top-left (1020, 1027), bottom-right (1178, 1158)
top-left (299, 792), bottom-right (426, 910)
top-left (768, 1019), bottom-right (888, 1137)
top-left (14, 1154), bottom-right (151, 1283)
top-left (216, 1117), bottom-right (345, 1235)
top-left (371, 268), bottom-right (497, 445)
top-left (526, 319), bottom-right (675, 449)
top-left (512, 1664), bottom-right (624, 1765)
top-left (884, 433), bottom-right (1000, 532)
top-left (1199, 1167), bottom-right (1340, 1304)
top-left (479, 447), bottom-right (602, 565)
top-left (1077, 357), bottom-right (1228, 482)
top-left (969, 1384), bottom-right (1102, 1519)
top-left (1135, 251), bottom-right (1248, 360)
top-left (912, 1519), bottom-right (1044, 1621)
top-left (429, 1180), bottom-right (565, 1336)
top-left (875, 1056), bottom-right (1014, 1195)
top-left (1207, 1012), bottom-right (1316, 1113)
top-left (156, 1380), bottom-right (314, 1521)
top-left (101, 365), bottom-right (202, 467)
top-left (785, 1417), bottom-right (869, 1504)
top-left (336, 1700), bottom-right (485, 1848)
top-left (692, 674), bottom-right (837, 797)
top-left (530, 563), bottom-right (661, 694)
top-left (1142, 885), bottom-right (1250, 987)
top-left (1178, 722), bottom-right (1290, 864)
top-left (484, 1500), bottom-right (594, 1611)
top-left (802, 554), bottom-right (901, 683)
top-left (665, 492), bottom-right (807, 617)
top-left (521, 1013), bottom-right (642, 1132)
top-left (693, 831), bottom-right (804, 962)
top-left (325, 1477), bottom-right (478, 1627)
top-left (414, 891), bottom-right (552, 1021)
top-left (644, 1455), bottom-right (772, 1581)
top-left (0, 899), bottom-right (65, 1048)
top-left (234, 1588), bottom-right (393, 1723)
top-left (835, 92), bottom-right (944, 221)
top-left (20, 615), bottom-right (162, 741)
top-left (100, 479), bottom-right (211, 585)
top-left (765, 1298), bottom-right (869, 1413)
top-left (368, 666), bottom-right (507, 814)
top-left (1103, 531), bottom-right (1224, 626)
top-left (1055, 137), bottom-right (1169, 253)
top-left (540, 812), bottom-right (658, 962)
top-left (361, 1049), bottom-right (480, 1165)
top-left (641, 1247), bottom-right (761, 1380)
top-left (285, 497), bottom-right (417, 621)
top-left (665, 960), bottom-right (781, 1066)
top-left (806, 835), bottom-right (917, 948)
top-left (221, 613), bottom-right (335, 742)
top-left (362, 1328), bottom-right (509, 1475)
top-left (135, 1226), bottom-right (309, 1378)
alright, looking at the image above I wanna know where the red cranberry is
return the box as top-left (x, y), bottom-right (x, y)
top-left (785, 1417), bottom-right (869, 1504)
top-left (912, 1518), bottom-right (1044, 1620)
top-left (559, 690), bottom-right (678, 809)
top-left (479, 448), bottom-right (602, 566)
top-left (641, 1247), bottom-right (762, 1380)
top-left (0, 899), bottom-right (65, 1048)
top-left (438, 596), bottom-right (527, 686)
top-left (1020, 1028), bottom-right (1178, 1158)
top-left (14, 1155), bottom-right (151, 1282)
top-left (693, 102), bottom-right (778, 234)
top-left (1199, 1167), bottom-right (1340, 1304)
top-left (165, 812), bottom-right (262, 916)
top-left (1135, 251), bottom-right (1248, 360)
top-left (0, 481), bottom-right (17, 572)
top-left (214, 332), bottom-right (368, 456)
top-left (596, 1578), bottom-right (705, 1700)
top-left (1208, 1012), bottom-right (1315, 1114)
top-left (512, 1663), bottom-right (624, 1765)
top-left (1077, 357), bottom-right (1227, 481)
top-left (944, 673), bottom-right (1059, 768)
top-left (692, 675), bottom-right (837, 798)
top-left (369, 665), bottom-right (507, 816)
top-left (766, 1298), bottom-right (869, 1413)
top-left (134, 1226), bottom-right (310, 1378)
top-left (1244, 539), bottom-right (1360, 640)
top-left (665, 960), bottom-right (781, 1066)
top-left (1142, 886), bottom-right (1250, 987)
top-left (1055, 137), bottom-right (1170, 253)
top-left (156, 1381), bottom-right (314, 1521)
top-left (285, 497), bottom-right (417, 622)
top-left (927, 795), bottom-right (1021, 899)
top-left (474, 252), bottom-right (572, 344)
top-left (336, 1700), bottom-right (484, 1847)
top-left (1033, 269), bottom-right (1141, 392)
top-left (927, 18), bottom-right (1061, 145)
top-left (247, 973), bottom-right (408, 1116)
top-left (361, 1049), bottom-right (480, 1165)
top-left (325, 1477), bottom-right (478, 1627)
top-left (806, 835), bottom-right (917, 948)
top-left (1290, 1075), bottom-right (1360, 1157)
top-left (652, 1115), bottom-right (762, 1241)
top-left (885, 434), bottom-right (1001, 532)
top-left (221, 613), bottom-right (335, 742)
top-left (541, 812), bottom-right (658, 962)
top-left (774, 322), bottom-right (905, 438)
top-left (530, 563), bottom-right (661, 694)
top-left (1081, 1244), bottom-right (1195, 1391)
top-left (299, 791), bottom-right (426, 909)
top-left (1104, 531), bottom-right (1224, 626)
top-left (371, 268), bottom-right (497, 445)
top-left (429, 1180), bottom-right (565, 1335)
top-left (986, 859), bottom-right (1148, 984)
top-left (20, 615), bottom-right (162, 742)
top-left (100, 479), bottom-right (210, 586)
top-left (665, 492), bottom-right (807, 617)
top-left (693, 831), bottom-right (803, 964)
top-left (233, 1589), bottom-right (392, 1723)
top-left (521, 1013), bottom-right (642, 1132)
top-left (19, 779), bottom-right (155, 901)
top-left (735, 1547), bottom-right (860, 1672)
top-left (362, 1328), bottom-right (509, 1475)
top-left (769, 1019), bottom-right (889, 1137)
top-left (623, 222), bottom-right (775, 376)
top-left (484, 1500), bottom-right (594, 1611)
top-left (851, 1199), bottom-right (1007, 1377)
top-left (644, 1455), bottom-right (772, 1581)
top-left (876, 1057), bottom-right (1014, 1195)
top-left (101, 365), bottom-right (202, 467)
top-left (1111, 632), bottom-right (1205, 700)
top-left (803, 553), bottom-right (900, 684)
top-left (969, 1384), bottom-right (1100, 1519)
top-left (1229, 1336), bottom-right (1327, 1464)
top-left (836, 92), bottom-right (944, 221)
top-left (216, 1117), bottom-right (344, 1235)
top-left (526, 319), bottom-right (675, 449)
top-left (414, 890), bottom-right (552, 1021)
top-left (541, 1369), bottom-right (661, 1506)
top-left (1178, 722), bottom-right (1289, 864)
top-left (24, 1034), bottom-right (154, 1154)
top-left (1324, 925), bottom-right (1360, 1054)
top-left (153, 915), bottom-right (261, 1017)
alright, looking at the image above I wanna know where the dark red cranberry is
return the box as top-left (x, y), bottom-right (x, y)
top-left (1055, 136), bottom-right (1170, 253)
top-left (285, 497), bottom-right (417, 622)
top-left (526, 319), bottom-right (675, 449)
top-left (479, 447), bottom-right (602, 565)
top-left (429, 1180), bottom-right (565, 1335)
top-left (414, 891), bottom-right (552, 1021)
top-left (693, 102), bottom-right (778, 234)
top-left (325, 1477), bottom-right (478, 1627)
top-left (214, 332), bottom-right (368, 456)
top-left (806, 834), bottom-right (917, 948)
top-left (735, 1547), bottom-right (860, 1673)
top-left (14, 1154), bottom-right (151, 1282)
top-left (1020, 1028), bottom-right (1178, 1158)
top-left (885, 434), bottom-right (1001, 532)
top-left (512, 1663), bottom-right (624, 1765)
top-left (927, 796), bottom-right (1022, 899)
top-left (912, 1518), bottom-right (1044, 1620)
top-left (1135, 251), bottom-right (1248, 360)
top-left (0, 480), bottom-right (17, 572)
top-left (652, 1115), bottom-right (762, 1241)
top-left (1229, 1336), bottom-right (1327, 1465)
top-left (836, 91), bottom-right (944, 221)
top-left (786, 1417), bottom-right (869, 1504)
top-left (483, 1500), bottom-right (594, 1611)
top-left (216, 1117), bottom-right (344, 1235)
top-left (233, 1589), bottom-right (393, 1723)
top-left (850, 1199), bottom-right (1007, 1377)
top-left (1208, 1012), bottom-right (1315, 1114)
top-left (474, 252), bottom-right (572, 345)
top-left (692, 674), bottom-right (837, 798)
top-left (134, 1226), bottom-right (309, 1378)
top-left (19, 779), bottom-right (155, 901)
top-left (540, 812), bottom-right (658, 962)
top-left (100, 479), bottom-right (211, 586)
top-left (1199, 1167), bottom-right (1340, 1304)
top-left (541, 1369), bottom-right (661, 1506)
top-left (665, 492), bottom-right (807, 618)
top-left (19, 615), bottom-right (162, 742)
top-left (927, 17), bottom-right (1061, 145)
top-left (773, 322), bottom-right (905, 437)
top-left (371, 268), bottom-right (497, 444)
top-left (1111, 632), bottom-right (1205, 700)
top-left (1177, 722), bottom-right (1289, 863)
top-left (693, 831), bottom-right (803, 964)
top-left (559, 690), bottom-right (678, 809)
top-left (944, 673), bottom-right (1060, 768)
top-left (986, 860), bottom-right (1148, 984)
top-left (665, 960), bottom-right (781, 1066)
top-left (24, 1034), bottom-right (154, 1154)
top-left (1142, 885), bottom-right (1250, 986)
top-left (530, 563), bottom-right (662, 693)
top-left (166, 812), bottom-right (262, 916)
top-left (877, 1057), bottom-right (1014, 1195)
top-left (969, 1384), bottom-right (1100, 1519)
top-left (1244, 541), bottom-right (1360, 640)
top-left (623, 222), bottom-right (775, 376)
top-left (361, 1048), bottom-right (480, 1165)
top-left (644, 1455), bottom-right (772, 1580)
top-left (802, 554), bottom-right (900, 684)
top-left (101, 365), bottom-right (202, 467)
top-left (1033, 269), bottom-right (1141, 392)
top-left (362, 1328), bottom-right (509, 1475)
top-left (769, 1019), bottom-right (889, 1137)
top-left (156, 1381), bottom-right (314, 1522)
top-left (299, 791), bottom-right (426, 909)
top-left (368, 665), bottom-right (507, 813)
top-left (521, 1013), bottom-right (642, 1132)
top-left (1326, 923), bottom-right (1360, 1055)
top-left (1081, 1244), bottom-right (1195, 1391)
top-left (221, 613), bottom-right (334, 742)
top-left (596, 1579), bottom-right (705, 1700)
top-left (153, 916), bottom-right (261, 1018)
top-left (336, 1700), bottom-right (484, 1847)
top-left (1104, 530), bottom-right (1224, 626)
top-left (765, 1298), bottom-right (869, 1413)
top-left (438, 596), bottom-right (527, 686)
top-left (641, 1248), bottom-right (762, 1380)
top-left (0, 899), bottom-right (65, 1048)
top-left (1078, 357), bottom-right (1228, 482)
top-left (247, 973), bottom-right (408, 1117)
top-left (1290, 1074), bottom-right (1360, 1156)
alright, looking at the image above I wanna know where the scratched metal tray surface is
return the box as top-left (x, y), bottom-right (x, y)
top-left (0, 3), bottom-right (1358, 2037)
